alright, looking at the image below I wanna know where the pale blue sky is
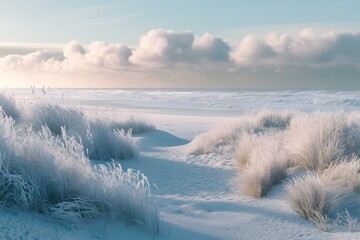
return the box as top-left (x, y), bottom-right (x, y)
top-left (1, 0), bottom-right (359, 44)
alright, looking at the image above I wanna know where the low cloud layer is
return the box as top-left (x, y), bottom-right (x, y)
top-left (1, 28), bottom-right (360, 89)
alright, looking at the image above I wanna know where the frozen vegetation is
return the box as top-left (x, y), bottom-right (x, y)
top-left (189, 109), bottom-right (360, 227)
top-left (0, 93), bottom-right (159, 234)
top-left (23, 101), bottom-right (155, 161)
top-left (0, 92), bottom-right (21, 121)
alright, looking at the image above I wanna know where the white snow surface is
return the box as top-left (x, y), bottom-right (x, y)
top-left (2, 88), bottom-right (360, 240)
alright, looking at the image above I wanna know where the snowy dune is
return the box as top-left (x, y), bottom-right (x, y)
top-left (1, 89), bottom-right (360, 239)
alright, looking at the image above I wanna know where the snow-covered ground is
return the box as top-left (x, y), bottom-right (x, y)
top-left (3, 88), bottom-right (360, 240)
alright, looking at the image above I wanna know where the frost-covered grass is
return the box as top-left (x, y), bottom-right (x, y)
top-left (256, 109), bottom-right (293, 128)
top-left (237, 131), bottom-right (288, 197)
top-left (187, 118), bottom-right (255, 154)
top-left (0, 95), bottom-right (159, 234)
top-left (88, 119), bottom-right (135, 160)
top-left (0, 113), bottom-right (159, 234)
top-left (286, 160), bottom-right (360, 226)
top-left (287, 173), bottom-right (339, 223)
top-left (28, 102), bottom-right (89, 137)
top-left (86, 111), bottom-right (154, 160)
top-left (287, 112), bottom-right (360, 172)
top-left (24, 101), bottom-right (154, 161)
top-left (0, 93), bottom-right (21, 121)
top-left (322, 160), bottom-right (360, 194)
top-left (188, 109), bottom-right (294, 155)
top-left (90, 112), bottom-right (155, 134)
top-left (191, 110), bottom-right (360, 228)
top-left (189, 110), bottom-right (293, 197)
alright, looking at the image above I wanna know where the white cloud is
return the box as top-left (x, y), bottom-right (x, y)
top-left (129, 29), bottom-right (195, 67)
top-left (193, 33), bottom-right (230, 62)
top-left (231, 35), bottom-right (276, 65)
top-left (63, 41), bottom-right (85, 58)
top-left (129, 29), bottom-right (231, 67)
top-left (1, 28), bottom-right (360, 88)
top-left (62, 40), bottom-right (132, 69)
top-left (0, 40), bottom-right (132, 73)
top-left (86, 41), bottom-right (131, 67)
top-left (0, 50), bottom-right (61, 72)
top-left (231, 29), bottom-right (360, 70)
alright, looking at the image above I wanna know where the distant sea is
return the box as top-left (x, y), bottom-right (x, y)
top-left (7, 88), bottom-right (360, 116)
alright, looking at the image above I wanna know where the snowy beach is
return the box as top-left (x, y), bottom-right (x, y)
top-left (0, 89), bottom-right (358, 239)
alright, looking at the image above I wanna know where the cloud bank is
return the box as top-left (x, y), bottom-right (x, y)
top-left (1, 28), bottom-right (360, 89)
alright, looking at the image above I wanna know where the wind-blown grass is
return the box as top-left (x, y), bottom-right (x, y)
top-left (286, 160), bottom-right (360, 226)
top-left (287, 112), bottom-right (360, 172)
top-left (189, 110), bottom-right (292, 197)
top-left (256, 109), bottom-right (293, 128)
top-left (188, 118), bottom-right (254, 154)
top-left (25, 102), bottom-right (155, 161)
top-left (188, 109), bottom-right (294, 155)
top-left (0, 93), bottom-right (21, 121)
top-left (322, 159), bottom-right (360, 194)
top-left (88, 119), bottom-right (135, 160)
top-left (28, 102), bottom-right (89, 137)
top-left (0, 113), bottom-right (159, 233)
top-left (90, 112), bottom-right (155, 134)
top-left (287, 173), bottom-right (339, 224)
top-left (237, 131), bottom-right (288, 197)
top-left (193, 111), bottom-right (360, 198)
